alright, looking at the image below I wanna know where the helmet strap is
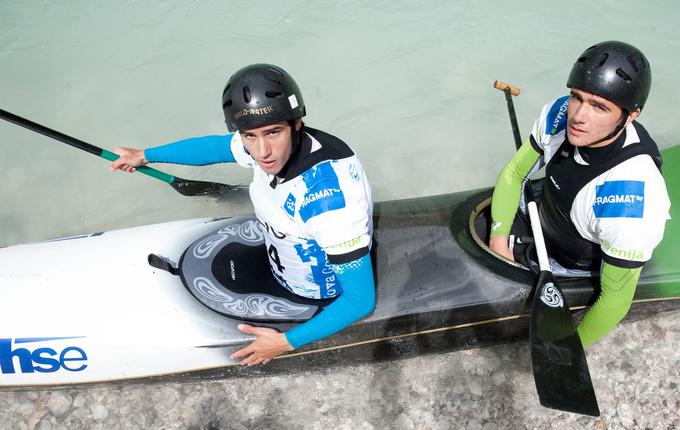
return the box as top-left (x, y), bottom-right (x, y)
top-left (290, 120), bottom-right (304, 149)
top-left (589, 109), bottom-right (628, 146)
top-left (270, 120), bottom-right (304, 188)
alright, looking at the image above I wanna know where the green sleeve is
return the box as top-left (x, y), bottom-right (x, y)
top-left (490, 139), bottom-right (542, 237)
top-left (577, 262), bottom-right (642, 348)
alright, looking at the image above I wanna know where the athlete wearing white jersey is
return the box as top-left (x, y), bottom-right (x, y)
top-left (489, 41), bottom-right (671, 347)
top-left (111, 64), bottom-right (375, 365)
top-left (229, 127), bottom-right (372, 299)
top-left (525, 96), bottom-right (669, 269)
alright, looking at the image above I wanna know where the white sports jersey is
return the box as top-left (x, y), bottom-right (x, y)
top-left (230, 128), bottom-right (373, 299)
top-left (530, 96), bottom-right (671, 266)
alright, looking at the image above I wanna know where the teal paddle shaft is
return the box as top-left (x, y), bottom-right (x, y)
top-left (98, 148), bottom-right (175, 184)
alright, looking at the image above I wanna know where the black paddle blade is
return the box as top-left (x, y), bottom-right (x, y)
top-left (530, 271), bottom-right (600, 417)
top-left (170, 177), bottom-right (247, 197)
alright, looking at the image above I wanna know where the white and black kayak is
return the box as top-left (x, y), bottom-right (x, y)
top-left (1, 145), bottom-right (679, 389)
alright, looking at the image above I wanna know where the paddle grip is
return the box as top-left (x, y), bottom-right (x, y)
top-left (493, 81), bottom-right (520, 96)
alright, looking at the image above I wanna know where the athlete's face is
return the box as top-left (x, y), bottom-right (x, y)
top-left (566, 88), bottom-right (639, 148)
top-left (240, 119), bottom-right (302, 175)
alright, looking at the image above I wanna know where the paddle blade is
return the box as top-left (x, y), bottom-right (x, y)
top-left (530, 271), bottom-right (600, 416)
top-left (170, 177), bottom-right (247, 197)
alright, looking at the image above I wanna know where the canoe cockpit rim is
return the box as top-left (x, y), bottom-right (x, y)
top-left (468, 196), bottom-right (529, 272)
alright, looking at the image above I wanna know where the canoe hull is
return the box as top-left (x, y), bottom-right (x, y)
top-left (2, 146), bottom-right (679, 389)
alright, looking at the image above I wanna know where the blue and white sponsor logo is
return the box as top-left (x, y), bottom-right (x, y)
top-left (546, 95), bottom-right (569, 136)
top-left (299, 162), bottom-right (346, 222)
top-left (593, 180), bottom-right (645, 218)
top-left (282, 193), bottom-right (296, 218)
top-left (293, 240), bottom-right (341, 298)
top-left (0, 337), bottom-right (88, 374)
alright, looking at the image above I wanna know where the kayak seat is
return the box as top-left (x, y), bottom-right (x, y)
top-left (178, 217), bottom-right (335, 323)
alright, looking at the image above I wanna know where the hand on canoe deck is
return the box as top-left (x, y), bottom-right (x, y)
top-left (231, 324), bottom-right (294, 366)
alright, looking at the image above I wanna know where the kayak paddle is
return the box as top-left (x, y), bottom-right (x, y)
top-left (0, 108), bottom-right (243, 197)
top-left (493, 81), bottom-right (600, 416)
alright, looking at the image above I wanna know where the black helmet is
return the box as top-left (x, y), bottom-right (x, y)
top-left (567, 41), bottom-right (651, 112)
top-left (222, 64), bottom-right (306, 132)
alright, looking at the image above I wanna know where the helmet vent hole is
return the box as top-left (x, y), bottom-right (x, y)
top-left (224, 99), bottom-right (232, 107)
top-left (264, 68), bottom-right (284, 84)
top-left (265, 91), bottom-right (284, 99)
top-left (577, 55), bottom-right (588, 63)
top-left (264, 75), bottom-right (283, 84)
top-left (597, 53), bottom-right (609, 67)
top-left (616, 68), bottom-right (632, 83)
top-left (243, 86), bottom-right (251, 103)
top-left (627, 56), bottom-right (639, 73)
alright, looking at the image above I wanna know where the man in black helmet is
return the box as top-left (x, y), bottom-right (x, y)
top-left (488, 41), bottom-right (671, 347)
top-left (111, 64), bottom-right (375, 365)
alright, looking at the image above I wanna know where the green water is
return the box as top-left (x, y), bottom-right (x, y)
top-left (1, 0), bottom-right (679, 246)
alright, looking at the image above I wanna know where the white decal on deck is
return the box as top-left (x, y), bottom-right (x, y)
top-left (193, 277), bottom-right (311, 318)
top-left (193, 220), bottom-right (264, 259)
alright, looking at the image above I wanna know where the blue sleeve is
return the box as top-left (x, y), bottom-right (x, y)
top-left (144, 134), bottom-right (236, 165)
top-left (285, 254), bottom-right (375, 349)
